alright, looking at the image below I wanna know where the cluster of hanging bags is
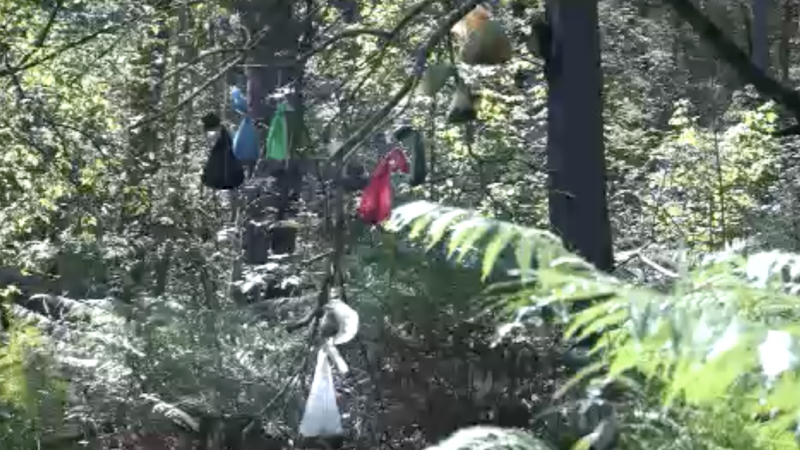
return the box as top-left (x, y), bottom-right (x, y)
top-left (201, 86), bottom-right (290, 190)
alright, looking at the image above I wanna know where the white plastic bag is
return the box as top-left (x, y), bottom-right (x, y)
top-left (323, 338), bottom-right (349, 374)
top-left (299, 349), bottom-right (343, 437)
top-left (327, 295), bottom-right (359, 345)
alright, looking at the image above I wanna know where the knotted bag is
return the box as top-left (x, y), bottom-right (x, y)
top-left (299, 290), bottom-right (359, 438)
top-left (393, 126), bottom-right (427, 186)
top-left (201, 126), bottom-right (245, 190)
top-left (230, 86), bottom-right (248, 115)
top-left (233, 117), bottom-right (260, 161)
top-left (357, 148), bottom-right (409, 224)
top-left (264, 103), bottom-right (290, 175)
top-left (453, 5), bottom-right (512, 66)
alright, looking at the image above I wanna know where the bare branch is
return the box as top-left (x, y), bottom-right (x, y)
top-left (327, 0), bottom-right (486, 163)
top-left (669, 0), bottom-right (800, 128)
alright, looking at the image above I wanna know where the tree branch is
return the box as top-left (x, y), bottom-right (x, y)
top-left (668, 0), bottom-right (800, 134)
top-left (0, 22), bottom-right (121, 78)
top-left (126, 23), bottom-right (275, 131)
top-left (327, 0), bottom-right (485, 163)
top-left (15, 0), bottom-right (64, 68)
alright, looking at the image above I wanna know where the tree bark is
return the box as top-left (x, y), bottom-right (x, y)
top-left (751, 0), bottom-right (770, 72)
top-left (544, 0), bottom-right (613, 273)
top-left (779, 0), bottom-right (797, 83)
top-left (232, 0), bottom-right (306, 294)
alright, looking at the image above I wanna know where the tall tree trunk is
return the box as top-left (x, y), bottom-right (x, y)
top-left (233, 0), bottom-right (305, 289)
top-left (779, 0), bottom-right (797, 83)
top-left (751, 0), bottom-right (770, 72)
top-left (544, 0), bottom-right (613, 273)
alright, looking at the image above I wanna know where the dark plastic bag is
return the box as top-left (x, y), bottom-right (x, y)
top-left (202, 126), bottom-right (245, 190)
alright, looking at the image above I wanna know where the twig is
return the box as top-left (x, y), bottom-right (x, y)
top-left (126, 53), bottom-right (243, 131)
top-left (126, 24), bottom-right (273, 131)
top-left (15, 0), bottom-right (64, 68)
top-left (1, 23), bottom-right (122, 78)
top-left (328, 0), bottom-right (485, 163)
top-left (636, 252), bottom-right (679, 279)
top-left (0, 0), bottom-right (206, 78)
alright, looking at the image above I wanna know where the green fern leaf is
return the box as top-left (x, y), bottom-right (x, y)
top-left (482, 225), bottom-right (515, 281)
top-left (427, 210), bottom-right (468, 251)
top-left (515, 231), bottom-right (535, 284)
top-left (449, 218), bottom-right (491, 262)
top-left (409, 212), bottom-right (436, 241)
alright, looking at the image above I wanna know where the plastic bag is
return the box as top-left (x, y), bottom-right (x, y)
top-left (394, 126), bottom-right (427, 186)
top-left (233, 117), bottom-right (260, 161)
top-left (266, 103), bottom-right (289, 161)
top-left (326, 295), bottom-right (359, 345)
top-left (230, 86), bottom-right (248, 114)
top-left (299, 349), bottom-right (343, 437)
top-left (357, 148), bottom-right (409, 224)
top-left (202, 126), bottom-right (245, 190)
top-left (447, 84), bottom-right (477, 124)
top-left (322, 339), bottom-right (349, 375)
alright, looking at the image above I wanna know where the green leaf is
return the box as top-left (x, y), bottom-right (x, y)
top-left (481, 225), bottom-right (514, 280)
top-left (514, 230), bottom-right (535, 284)
top-left (447, 217), bottom-right (489, 260)
top-left (426, 209), bottom-right (467, 251)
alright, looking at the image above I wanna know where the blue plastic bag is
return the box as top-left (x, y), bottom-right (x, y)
top-left (230, 86), bottom-right (248, 115)
top-left (233, 117), bottom-right (260, 161)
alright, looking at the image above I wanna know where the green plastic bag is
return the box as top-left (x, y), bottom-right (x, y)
top-left (265, 103), bottom-right (288, 160)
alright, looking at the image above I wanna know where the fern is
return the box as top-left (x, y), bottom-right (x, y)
top-left (387, 200), bottom-right (800, 448)
top-left (425, 426), bottom-right (554, 450)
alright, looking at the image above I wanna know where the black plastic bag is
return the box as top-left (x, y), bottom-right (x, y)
top-left (202, 124), bottom-right (245, 190)
top-left (393, 125), bottom-right (427, 186)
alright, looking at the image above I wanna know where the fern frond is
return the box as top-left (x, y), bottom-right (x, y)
top-left (386, 201), bottom-right (800, 446)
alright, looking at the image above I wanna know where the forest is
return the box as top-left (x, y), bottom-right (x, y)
top-left (3, 0), bottom-right (800, 448)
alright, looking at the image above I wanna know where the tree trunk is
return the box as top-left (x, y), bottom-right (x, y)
top-left (232, 0), bottom-right (306, 296)
top-left (751, 0), bottom-right (770, 72)
top-left (779, 0), bottom-right (797, 83)
top-left (544, 0), bottom-right (613, 273)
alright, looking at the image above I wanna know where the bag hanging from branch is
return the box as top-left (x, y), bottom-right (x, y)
top-left (447, 84), bottom-right (478, 124)
top-left (264, 103), bottom-right (289, 176)
top-left (454, 4), bottom-right (512, 66)
top-left (418, 63), bottom-right (455, 97)
top-left (230, 86), bottom-right (248, 115)
top-left (233, 117), bottom-right (260, 161)
top-left (318, 288), bottom-right (359, 374)
top-left (323, 289), bottom-right (359, 346)
top-left (357, 148), bottom-right (409, 225)
top-left (265, 103), bottom-right (289, 161)
top-left (201, 120), bottom-right (245, 190)
top-left (393, 125), bottom-right (427, 186)
top-left (299, 349), bottom-right (343, 438)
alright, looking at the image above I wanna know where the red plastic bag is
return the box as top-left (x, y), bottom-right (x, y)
top-left (357, 148), bottom-right (409, 224)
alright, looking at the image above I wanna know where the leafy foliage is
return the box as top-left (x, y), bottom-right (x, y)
top-left (3, 0), bottom-right (800, 449)
top-left (0, 320), bottom-right (67, 448)
top-left (389, 200), bottom-right (800, 449)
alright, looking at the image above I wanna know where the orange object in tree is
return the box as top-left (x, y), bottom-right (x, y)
top-left (451, 4), bottom-right (512, 66)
